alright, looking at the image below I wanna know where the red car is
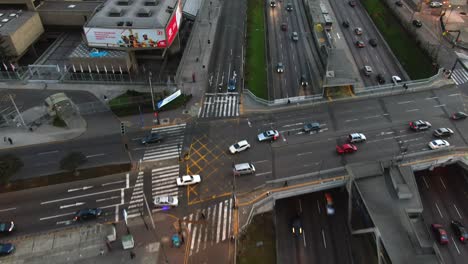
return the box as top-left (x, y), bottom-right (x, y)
top-left (336, 144), bottom-right (357, 154)
top-left (431, 224), bottom-right (449, 245)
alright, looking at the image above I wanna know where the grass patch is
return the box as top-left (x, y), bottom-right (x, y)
top-left (245, 0), bottom-right (268, 99)
top-left (361, 0), bottom-right (436, 79)
top-left (109, 90), bottom-right (192, 117)
top-left (237, 212), bottom-right (276, 264)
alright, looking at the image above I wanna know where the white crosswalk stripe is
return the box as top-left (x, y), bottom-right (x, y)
top-left (199, 93), bottom-right (240, 118)
top-left (127, 171), bottom-right (145, 218)
top-left (184, 198), bottom-right (233, 256)
top-left (451, 68), bottom-right (468, 85)
top-left (151, 165), bottom-right (180, 198)
top-left (142, 123), bottom-right (186, 162)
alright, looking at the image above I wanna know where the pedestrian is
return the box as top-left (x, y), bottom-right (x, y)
top-left (200, 212), bottom-right (206, 220)
top-left (130, 251), bottom-right (136, 259)
top-left (100, 249), bottom-right (104, 255)
top-left (7, 137), bottom-right (12, 145)
top-left (284, 181), bottom-right (288, 187)
top-left (3, 137), bottom-right (6, 143)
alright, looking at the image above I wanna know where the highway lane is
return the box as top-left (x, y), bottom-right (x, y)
top-left (330, 0), bottom-right (408, 86)
top-left (415, 165), bottom-right (468, 264)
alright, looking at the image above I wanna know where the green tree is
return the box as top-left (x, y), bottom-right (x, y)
top-left (0, 154), bottom-right (23, 184)
top-left (60, 152), bottom-right (87, 174)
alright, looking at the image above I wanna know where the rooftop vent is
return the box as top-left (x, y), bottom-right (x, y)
top-left (137, 8), bottom-right (152, 17)
top-left (117, 21), bottom-right (124, 26)
top-left (117, 0), bottom-right (131, 6)
top-left (144, 0), bottom-right (158, 6)
top-left (109, 8), bottom-right (123, 17)
top-left (126, 21), bottom-right (133, 26)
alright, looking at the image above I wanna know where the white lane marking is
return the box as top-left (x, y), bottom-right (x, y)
top-left (217, 202), bottom-right (223, 243)
top-left (222, 200), bottom-right (229, 241)
top-left (86, 153), bottom-right (105, 158)
top-left (406, 109), bottom-right (419, 112)
top-left (439, 177), bottom-right (446, 189)
top-left (451, 237), bottom-right (461, 254)
top-left (40, 212), bottom-right (75, 221)
top-left (448, 93), bottom-right (460, 97)
top-left (96, 196), bottom-right (120, 202)
top-left (255, 171), bottom-right (272, 176)
top-left (253, 160), bottom-right (269, 164)
top-left (190, 225), bottom-right (198, 256)
top-left (41, 188), bottom-right (121, 204)
top-left (204, 207), bottom-right (211, 250)
top-left (336, 32), bottom-right (340, 39)
top-left (322, 229), bottom-right (327, 248)
top-left (435, 203), bottom-right (443, 218)
top-left (297, 151), bottom-right (314, 156)
top-left (37, 150), bottom-right (59, 155)
top-left (0, 207), bottom-right (16, 212)
top-left (59, 202), bottom-right (85, 209)
top-left (68, 186), bottom-right (93, 192)
top-left (434, 104), bottom-right (446, 107)
top-left (397, 100), bottom-right (414, 104)
top-left (102, 180), bottom-right (125, 187)
top-left (425, 96), bottom-right (438, 100)
top-left (115, 205), bottom-right (119, 222)
top-left (56, 220), bottom-right (73, 225)
top-left (345, 119), bottom-right (359, 122)
top-left (303, 231), bottom-right (307, 247)
top-left (282, 122), bottom-right (304, 128)
top-left (317, 200), bottom-right (321, 215)
top-left (453, 204), bottom-right (462, 219)
top-left (247, 119), bottom-right (252, 127)
top-left (364, 115), bottom-right (381, 119)
top-left (126, 173), bottom-right (129, 188)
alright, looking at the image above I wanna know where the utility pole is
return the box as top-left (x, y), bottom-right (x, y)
top-left (9, 94), bottom-right (26, 127)
top-left (149, 72), bottom-right (160, 125)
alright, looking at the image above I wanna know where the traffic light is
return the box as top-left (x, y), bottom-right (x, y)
top-left (120, 122), bottom-right (126, 135)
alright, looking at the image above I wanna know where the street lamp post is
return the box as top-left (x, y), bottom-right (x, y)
top-left (148, 72), bottom-right (160, 125)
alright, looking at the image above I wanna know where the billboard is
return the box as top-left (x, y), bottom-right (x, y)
top-left (165, 1), bottom-right (183, 47)
top-left (84, 28), bottom-right (167, 48)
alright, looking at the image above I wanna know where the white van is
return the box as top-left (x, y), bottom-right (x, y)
top-left (233, 163), bottom-right (256, 176)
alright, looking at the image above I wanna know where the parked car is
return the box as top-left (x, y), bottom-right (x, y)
top-left (276, 62), bottom-right (284, 73)
top-left (303, 122), bottom-right (320, 133)
top-left (369, 38), bottom-right (377, 47)
top-left (336, 144), bottom-right (357, 154)
top-left (348, 133), bottom-right (366, 143)
top-left (412, 20), bottom-right (422, 27)
top-left (363, 65), bottom-right (373, 76)
top-left (291, 32), bottom-right (299, 41)
top-left (0, 222), bottom-right (14, 234)
top-left (74, 208), bottom-right (102, 221)
top-left (433, 128), bottom-right (453, 138)
top-left (342, 20), bottom-right (350, 28)
top-left (354, 27), bottom-right (363, 35)
top-left (286, 3), bottom-right (293, 11)
top-left (176, 175), bottom-right (201, 186)
top-left (141, 133), bottom-right (163, 145)
top-left (376, 74), bottom-right (385, 84)
top-left (229, 140), bottom-right (251, 154)
top-left (281, 23), bottom-right (287, 31)
top-left (409, 120), bottom-right (431, 131)
top-left (153, 196), bottom-right (178, 207)
top-left (348, 0), bottom-right (356, 7)
top-left (325, 193), bottom-right (335, 215)
top-left (430, 1), bottom-right (443, 8)
top-left (355, 40), bottom-right (365, 48)
top-left (257, 130), bottom-right (279, 142)
top-left (451, 112), bottom-right (467, 120)
top-left (451, 220), bottom-right (468, 243)
top-left (0, 243), bottom-right (14, 256)
top-left (395, 1), bottom-right (403, 7)
top-left (431, 224), bottom-right (449, 245)
top-left (227, 77), bottom-right (236, 91)
top-left (291, 216), bottom-right (303, 235)
top-left (428, 139), bottom-right (450, 150)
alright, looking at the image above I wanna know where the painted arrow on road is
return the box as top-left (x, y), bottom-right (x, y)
top-left (68, 186), bottom-right (93, 192)
top-left (60, 202), bottom-right (85, 209)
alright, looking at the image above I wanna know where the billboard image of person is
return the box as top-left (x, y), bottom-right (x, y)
top-left (85, 28), bottom-right (167, 48)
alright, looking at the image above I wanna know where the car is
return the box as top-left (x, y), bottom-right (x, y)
top-left (392, 75), bottom-right (402, 84)
top-left (355, 40), bottom-right (365, 48)
top-left (363, 65), bottom-right (373, 76)
top-left (0, 243), bottom-right (14, 256)
top-left (303, 122), bottom-right (320, 133)
top-left (451, 112), bottom-right (467, 120)
top-left (336, 143), bottom-right (357, 154)
top-left (291, 32), bottom-right (299, 41)
top-left (74, 208), bottom-right (102, 221)
top-left (276, 62), bottom-right (284, 73)
top-left (342, 20), bottom-right (350, 28)
top-left (270, 1), bottom-right (276, 7)
top-left (409, 120), bottom-right (431, 131)
top-left (412, 20), bottom-right (422, 27)
top-left (431, 224), bottom-right (449, 245)
top-left (368, 38), bottom-right (377, 47)
top-left (141, 133), bottom-right (162, 145)
top-left (300, 75), bottom-right (308, 87)
top-left (395, 1), bottom-right (403, 7)
top-left (348, 0), bottom-right (356, 7)
top-left (429, 1), bottom-right (443, 8)
top-left (0, 222), bottom-right (14, 234)
top-left (281, 23), bottom-right (287, 31)
top-left (229, 140), bottom-right (251, 154)
top-left (286, 3), bottom-right (293, 11)
top-left (325, 193), bottom-right (335, 215)
top-left (227, 77), bottom-right (236, 91)
top-left (153, 196), bottom-right (178, 207)
top-left (291, 216), bottom-right (303, 235)
top-left (176, 175), bottom-right (201, 186)
top-left (376, 74), bottom-right (385, 84)
top-left (257, 130), bottom-right (280, 142)
top-left (433, 128), bottom-right (453, 138)
top-left (354, 27), bottom-right (363, 35)
top-left (348, 133), bottom-right (366, 143)
top-left (451, 220), bottom-right (468, 243)
top-left (428, 139), bottom-right (450, 150)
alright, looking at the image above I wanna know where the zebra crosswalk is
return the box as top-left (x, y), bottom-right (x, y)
top-left (198, 93), bottom-right (240, 118)
top-left (142, 123), bottom-right (186, 162)
top-left (127, 171), bottom-right (145, 218)
top-left (184, 198), bottom-right (233, 256)
top-left (151, 165), bottom-right (180, 200)
top-left (451, 68), bottom-right (468, 85)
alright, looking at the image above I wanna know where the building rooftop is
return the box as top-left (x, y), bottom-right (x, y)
top-left (37, 1), bottom-right (104, 12)
top-left (86, 0), bottom-right (178, 29)
top-left (0, 9), bottom-right (35, 35)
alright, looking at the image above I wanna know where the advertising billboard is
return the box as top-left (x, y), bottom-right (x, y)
top-left (84, 28), bottom-right (167, 48)
top-left (166, 1), bottom-right (183, 47)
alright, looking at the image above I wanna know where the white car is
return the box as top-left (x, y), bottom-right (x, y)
top-left (257, 130), bottom-right (279, 142)
top-left (429, 1), bottom-right (442, 8)
top-left (176, 175), bottom-right (201, 186)
top-left (391, 75), bottom-right (402, 84)
top-left (153, 196), bottom-right (178, 207)
top-left (229, 140), bottom-right (251, 154)
top-left (428, 140), bottom-right (450, 150)
top-left (348, 133), bottom-right (366, 143)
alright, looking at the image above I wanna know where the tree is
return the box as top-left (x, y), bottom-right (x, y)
top-left (60, 152), bottom-right (87, 174)
top-left (0, 154), bottom-right (23, 184)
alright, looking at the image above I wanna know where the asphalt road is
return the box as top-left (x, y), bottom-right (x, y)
top-left (415, 165), bottom-right (468, 264)
top-left (329, 0), bottom-right (408, 86)
top-left (276, 189), bottom-right (353, 264)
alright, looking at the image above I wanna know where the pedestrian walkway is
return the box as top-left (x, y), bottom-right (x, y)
top-left (142, 123), bottom-right (186, 162)
top-left (451, 68), bottom-right (468, 86)
top-left (151, 165), bottom-right (180, 209)
top-left (127, 171), bottom-right (145, 218)
top-left (198, 93), bottom-right (240, 118)
top-left (184, 198), bottom-right (233, 256)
